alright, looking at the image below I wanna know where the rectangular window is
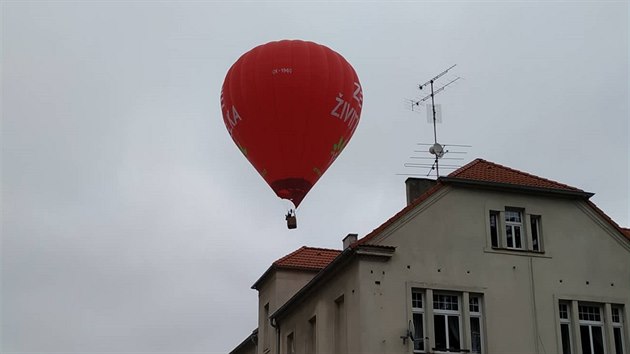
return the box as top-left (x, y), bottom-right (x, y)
top-left (263, 303), bottom-right (270, 350)
top-left (489, 211), bottom-right (499, 247)
top-left (612, 307), bottom-right (624, 354)
top-left (470, 296), bottom-right (483, 354)
top-left (307, 316), bottom-right (316, 354)
top-left (286, 332), bottom-right (295, 354)
top-left (335, 295), bottom-right (347, 354)
top-left (412, 290), bottom-right (425, 352)
top-left (489, 208), bottom-right (544, 253)
top-left (505, 210), bottom-right (523, 250)
top-left (578, 305), bottom-right (605, 354)
top-left (433, 293), bottom-right (461, 352)
top-left (559, 302), bottom-right (572, 354)
top-left (530, 215), bottom-right (541, 251)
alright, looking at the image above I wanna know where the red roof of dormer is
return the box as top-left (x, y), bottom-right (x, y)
top-left (273, 246), bottom-right (341, 271)
top-left (251, 246), bottom-right (341, 289)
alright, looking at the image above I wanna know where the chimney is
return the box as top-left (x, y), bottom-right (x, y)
top-left (343, 233), bottom-right (358, 249)
top-left (405, 178), bottom-right (437, 206)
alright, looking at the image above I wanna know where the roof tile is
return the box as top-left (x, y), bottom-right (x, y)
top-left (448, 158), bottom-right (583, 192)
top-left (273, 246), bottom-right (341, 271)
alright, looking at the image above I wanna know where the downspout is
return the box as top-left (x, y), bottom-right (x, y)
top-left (270, 317), bottom-right (280, 354)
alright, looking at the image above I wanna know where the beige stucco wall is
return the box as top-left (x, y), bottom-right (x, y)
top-left (272, 185), bottom-right (630, 354)
top-left (256, 269), bottom-right (318, 354)
top-left (272, 260), bottom-right (361, 354)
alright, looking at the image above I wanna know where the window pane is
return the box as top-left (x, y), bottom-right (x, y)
top-left (412, 292), bottom-right (423, 309)
top-left (413, 313), bottom-right (424, 351)
top-left (434, 315), bottom-right (446, 351)
top-left (579, 305), bottom-right (602, 322)
top-left (471, 317), bottom-right (482, 353)
top-left (561, 324), bottom-right (572, 354)
top-left (506, 226), bottom-right (514, 248)
top-left (614, 327), bottom-right (624, 354)
top-left (559, 303), bottom-right (569, 320)
top-left (580, 326), bottom-right (592, 354)
top-left (490, 213), bottom-right (498, 247)
top-left (531, 216), bottom-right (540, 251)
top-left (470, 297), bottom-right (480, 313)
top-left (612, 307), bottom-right (621, 323)
top-left (592, 327), bottom-right (604, 354)
top-left (515, 226), bottom-right (522, 248)
top-left (447, 316), bottom-right (461, 351)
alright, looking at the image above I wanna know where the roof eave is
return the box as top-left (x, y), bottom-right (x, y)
top-left (440, 177), bottom-right (594, 199)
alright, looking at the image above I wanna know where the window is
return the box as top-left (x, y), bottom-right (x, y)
top-left (505, 209), bottom-right (523, 249)
top-left (263, 303), bottom-right (270, 351)
top-left (307, 316), bottom-right (316, 354)
top-left (488, 208), bottom-right (543, 252)
top-left (470, 296), bottom-right (483, 353)
top-left (412, 290), bottom-right (425, 352)
top-left (530, 215), bottom-right (541, 251)
top-left (578, 304), bottom-right (605, 354)
top-left (433, 293), bottom-right (461, 352)
top-left (335, 295), bottom-right (347, 354)
top-left (286, 332), bottom-right (295, 354)
top-left (558, 301), bottom-right (625, 354)
top-left (412, 289), bottom-right (484, 353)
top-left (489, 211), bottom-right (499, 248)
top-left (612, 307), bottom-right (624, 354)
top-left (559, 302), bottom-right (572, 354)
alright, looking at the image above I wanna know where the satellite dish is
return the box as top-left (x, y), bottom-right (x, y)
top-left (429, 143), bottom-right (444, 158)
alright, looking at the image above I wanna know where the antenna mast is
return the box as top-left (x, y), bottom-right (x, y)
top-left (412, 64), bottom-right (461, 177)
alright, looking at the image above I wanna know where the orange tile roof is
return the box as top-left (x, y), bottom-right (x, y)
top-left (274, 246), bottom-right (341, 271)
top-left (354, 159), bottom-right (628, 247)
top-left (448, 158), bottom-right (584, 192)
top-left (251, 246), bottom-right (341, 290)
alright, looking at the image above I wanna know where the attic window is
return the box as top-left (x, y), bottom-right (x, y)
top-left (488, 208), bottom-right (543, 253)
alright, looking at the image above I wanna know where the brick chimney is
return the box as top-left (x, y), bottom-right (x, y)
top-left (343, 233), bottom-right (358, 249)
top-left (405, 178), bottom-right (437, 206)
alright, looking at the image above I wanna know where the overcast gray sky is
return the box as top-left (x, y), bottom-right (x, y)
top-left (2, 1), bottom-right (628, 353)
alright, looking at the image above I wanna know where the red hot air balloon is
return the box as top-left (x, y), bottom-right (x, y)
top-left (220, 40), bottom-right (363, 216)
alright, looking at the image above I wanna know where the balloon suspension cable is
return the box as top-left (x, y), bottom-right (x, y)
top-left (285, 209), bottom-right (297, 230)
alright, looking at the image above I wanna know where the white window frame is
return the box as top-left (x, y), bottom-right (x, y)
top-left (529, 215), bottom-right (542, 252)
top-left (559, 302), bottom-right (573, 354)
top-left (433, 293), bottom-right (462, 353)
top-left (504, 209), bottom-right (524, 250)
top-left (469, 295), bottom-right (484, 354)
top-left (578, 304), bottom-right (605, 354)
top-left (488, 207), bottom-right (545, 253)
top-left (612, 306), bottom-right (625, 354)
top-left (412, 290), bottom-right (426, 353)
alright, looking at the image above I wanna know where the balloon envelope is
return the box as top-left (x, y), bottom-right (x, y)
top-left (221, 40), bottom-right (363, 207)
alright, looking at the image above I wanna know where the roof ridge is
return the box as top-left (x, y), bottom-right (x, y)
top-left (448, 158), bottom-right (485, 177)
top-left (449, 158), bottom-right (582, 191)
top-left (301, 246), bottom-right (342, 252)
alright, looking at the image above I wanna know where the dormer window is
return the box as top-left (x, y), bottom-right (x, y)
top-left (504, 209), bottom-right (523, 249)
top-left (488, 208), bottom-right (543, 253)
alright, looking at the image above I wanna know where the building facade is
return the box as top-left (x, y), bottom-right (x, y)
top-left (231, 159), bottom-right (630, 354)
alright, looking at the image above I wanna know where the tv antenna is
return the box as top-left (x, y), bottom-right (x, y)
top-left (401, 65), bottom-right (469, 177)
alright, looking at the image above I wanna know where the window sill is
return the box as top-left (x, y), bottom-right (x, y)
top-left (484, 247), bottom-right (551, 258)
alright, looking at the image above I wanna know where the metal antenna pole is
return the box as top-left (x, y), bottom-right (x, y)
top-left (430, 80), bottom-right (439, 176)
